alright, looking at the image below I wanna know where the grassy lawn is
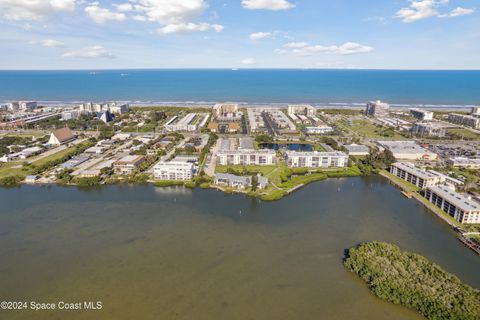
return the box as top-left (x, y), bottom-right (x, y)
top-left (446, 128), bottom-right (480, 140)
top-left (349, 120), bottom-right (406, 139)
top-left (379, 170), bottom-right (420, 193)
top-left (0, 161), bottom-right (30, 179)
top-left (31, 148), bottom-right (73, 166)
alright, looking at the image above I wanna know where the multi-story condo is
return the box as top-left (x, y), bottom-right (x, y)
top-left (153, 161), bottom-right (194, 181)
top-left (411, 122), bottom-right (446, 137)
top-left (390, 162), bottom-right (443, 189)
top-left (212, 104), bottom-right (242, 121)
top-left (19, 101), bottom-right (37, 110)
top-left (410, 108), bottom-right (434, 121)
top-left (217, 149), bottom-right (276, 166)
top-left (448, 113), bottom-right (480, 129)
top-left (471, 107), bottom-right (480, 116)
top-left (365, 100), bottom-right (389, 118)
top-left (425, 186), bottom-right (480, 224)
top-left (165, 113), bottom-right (209, 132)
top-left (284, 151), bottom-right (348, 168)
top-left (287, 104), bottom-right (316, 117)
top-left (447, 157), bottom-right (480, 169)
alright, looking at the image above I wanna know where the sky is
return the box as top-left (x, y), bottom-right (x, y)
top-left (0, 0), bottom-right (478, 70)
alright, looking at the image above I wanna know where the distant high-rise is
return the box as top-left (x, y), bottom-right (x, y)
top-left (365, 100), bottom-right (389, 117)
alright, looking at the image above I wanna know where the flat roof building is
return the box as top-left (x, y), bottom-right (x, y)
top-left (214, 173), bottom-right (268, 190)
top-left (153, 161), bottom-right (194, 181)
top-left (447, 157), bottom-right (480, 169)
top-left (377, 141), bottom-right (437, 161)
top-left (411, 122), bottom-right (446, 138)
top-left (113, 155), bottom-right (145, 174)
top-left (344, 144), bottom-right (369, 156)
top-left (284, 151), bottom-right (348, 168)
top-left (448, 113), bottom-right (480, 129)
top-left (425, 185), bottom-right (480, 224)
top-left (287, 104), bottom-right (316, 117)
top-left (217, 149), bottom-right (276, 166)
top-left (410, 108), bottom-right (434, 121)
top-left (390, 162), bottom-right (444, 189)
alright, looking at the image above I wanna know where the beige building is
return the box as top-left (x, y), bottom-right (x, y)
top-left (113, 155), bottom-right (145, 174)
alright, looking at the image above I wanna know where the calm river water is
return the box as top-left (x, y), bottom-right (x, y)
top-left (0, 176), bottom-right (479, 320)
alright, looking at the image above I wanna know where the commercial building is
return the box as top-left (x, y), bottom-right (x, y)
top-left (214, 173), bottom-right (268, 189)
top-left (61, 155), bottom-right (90, 169)
top-left (284, 151), bottom-right (348, 168)
top-left (113, 155), bottom-right (145, 174)
top-left (448, 113), bottom-right (480, 129)
top-left (390, 162), bottom-right (443, 189)
top-left (410, 108), bottom-right (434, 121)
top-left (153, 161), bottom-right (195, 181)
top-left (447, 157), bottom-right (480, 169)
top-left (365, 100), bottom-right (389, 118)
top-left (425, 186), bottom-right (480, 224)
top-left (377, 141), bottom-right (437, 161)
top-left (411, 122), bottom-right (446, 138)
top-left (61, 110), bottom-right (81, 121)
top-left (47, 127), bottom-right (75, 146)
top-left (217, 149), bottom-right (276, 166)
top-left (344, 144), bottom-right (369, 156)
top-left (19, 101), bottom-right (37, 111)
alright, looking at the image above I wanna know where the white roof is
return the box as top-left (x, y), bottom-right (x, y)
top-left (428, 185), bottom-right (480, 212)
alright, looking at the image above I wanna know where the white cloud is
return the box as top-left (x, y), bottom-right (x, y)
top-left (132, 14), bottom-right (147, 21)
top-left (241, 58), bottom-right (256, 65)
top-left (0, 0), bottom-right (76, 21)
top-left (448, 7), bottom-right (474, 17)
top-left (394, 0), bottom-right (474, 22)
top-left (132, 0), bottom-right (207, 24)
top-left (31, 39), bottom-right (66, 47)
top-left (85, 3), bottom-right (126, 23)
top-left (249, 31), bottom-right (272, 40)
top-left (158, 22), bottom-right (223, 34)
top-left (242, 0), bottom-right (295, 11)
top-left (282, 41), bottom-right (374, 56)
top-left (63, 45), bottom-right (115, 59)
top-left (114, 3), bottom-right (134, 12)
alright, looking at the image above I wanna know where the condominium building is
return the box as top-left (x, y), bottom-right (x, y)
top-left (284, 151), bottom-right (348, 168)
top-left (212, 103), bottom-right (242, 121)
top-left (448, 113), bottom-right (480, 129)
top-left (411, 122), bottom-right (446, 137)
top-left (447, 157), bottom-right (480, 169)
top-left (304, 126), bottom-right (334, 135)
top-left (390, 162), bottom-right (443, 189)
top-left (165, 113), bottom-right (208, 132)
top-left (425, 186), bottom-right (480, 224)
top-left (365, 100), bottom-right (389, 118)
top-left (410, 108), bottom-right (434, 121)
top-left (214, 173), bottom-right (268, 189)
top-left (153, 161), bottom-right (194, 181)
top-left (287, 104), bottom-right (316, 117)
top-left (217, 149), bottom-right (276, 166)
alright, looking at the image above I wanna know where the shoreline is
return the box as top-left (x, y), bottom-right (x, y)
top-left (1, 100), bottom-right (475, 112)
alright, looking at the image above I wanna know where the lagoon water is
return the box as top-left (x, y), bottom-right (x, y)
top-left (0, 176), bottom-right (479, 320)
top-left (1, 69), bottom-right (480, 105)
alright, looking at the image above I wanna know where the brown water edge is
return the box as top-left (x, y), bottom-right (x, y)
top-left (0, 176), bottom-right (478, 320)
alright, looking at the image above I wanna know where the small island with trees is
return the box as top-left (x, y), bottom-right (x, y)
top-left (343, 242), bottom-right (480, 320)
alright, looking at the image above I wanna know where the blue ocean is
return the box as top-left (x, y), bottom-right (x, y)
top-left (0, 69), bottom-right (479, 106)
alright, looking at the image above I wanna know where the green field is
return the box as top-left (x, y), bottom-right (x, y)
top-left (446, 128), bottom-right (480, 140)
top-left (348, 120), bottom-right (406, 139)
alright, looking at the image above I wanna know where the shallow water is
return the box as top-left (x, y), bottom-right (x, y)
top-left (0, 176), bottom-right (478, 320)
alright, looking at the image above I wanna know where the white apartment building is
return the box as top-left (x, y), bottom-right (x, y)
top-left (448, 113), bottom-right (480, 129)
top-left (425, 186), bottom-right (480, 224)
top-left (447, 157), bottom-right (480, 169)
top-left (410, 108), bottom-right (434, 121)
top-left (287, 104), bottom-right (316, 117)
top-left (365, 100), bottom-right (389, 117)
top-left (217, 149), bottom-right (276, 166)
top-left (284, 151), bottom-right (348, 168)
top-left (153, 161), bottom-right (195, 181)
top-left (165, 113), bottom-right (208, 132)
top-left (390, 162), bottom-right (444, 189)
top-left (304, 126), bottom-right (334, 135)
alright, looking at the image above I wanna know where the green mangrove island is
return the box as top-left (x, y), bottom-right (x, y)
top-left (344, 242), bottom-right (480, 320)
